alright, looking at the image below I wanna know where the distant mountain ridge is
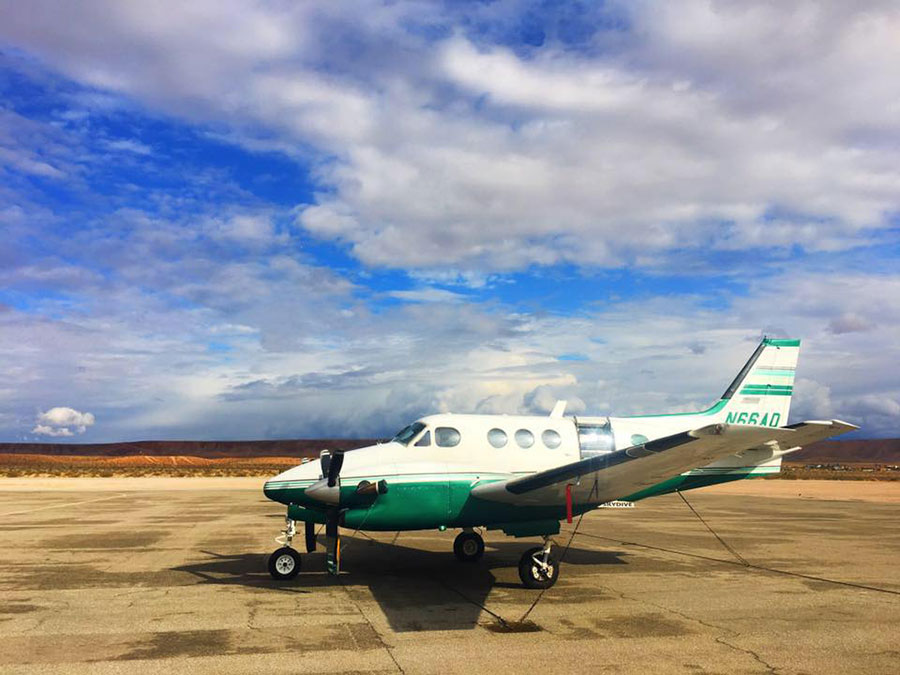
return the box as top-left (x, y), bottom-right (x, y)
top-left (0, 439), bottom-right (381, 458)
top-left (0, 437), bottom-right (897, 463)
top-left (787, 438), bottom-right (900, 464)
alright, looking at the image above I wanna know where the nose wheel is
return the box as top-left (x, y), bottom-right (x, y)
top-left (518, 537), bottom-right (559, 589)
top-left (268, 547), bottom-right (301, 580)
top-left (453, 530), bottom-right (485, 562)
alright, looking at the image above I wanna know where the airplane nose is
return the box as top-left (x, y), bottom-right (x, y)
top-left (263, 479), bottom-right (279, 502)
top-left (263, 473), bottom-right (296, 504)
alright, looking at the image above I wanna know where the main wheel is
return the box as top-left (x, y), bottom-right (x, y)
top-left (518, 546), bottom-right (560, 589)
top-left (268, 547), bottom-right (301, 580)
top-left (453, 531), bottom-right (485, 562)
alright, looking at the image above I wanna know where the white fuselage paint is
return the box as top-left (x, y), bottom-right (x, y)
top-left (267, 409), bottom-right (786, 490)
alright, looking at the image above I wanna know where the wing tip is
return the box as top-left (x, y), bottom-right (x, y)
top-left (797, 418), bottom-right (859, 433)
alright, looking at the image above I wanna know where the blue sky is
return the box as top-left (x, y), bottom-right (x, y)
top-left (1, 1), bottom-right (899, 441)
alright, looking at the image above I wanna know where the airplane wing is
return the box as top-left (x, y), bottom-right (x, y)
top-left (470, 420), bottom-right (857, 506)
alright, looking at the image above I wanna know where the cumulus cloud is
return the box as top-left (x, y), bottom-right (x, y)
top-left (3, 266), bottom-right (899, 439)
top-left (32, 407), bottom-right (95, 436)
top-left (2, 1), bottom-right (898, 272)
top-left (827, 313), bottom-right (873, 335)
top-left (103, 138), bottom-right (153, 155)
top-left (386, 288), bottom-right (466, 303)
top-left (524, 384), bottom-right (586, 417)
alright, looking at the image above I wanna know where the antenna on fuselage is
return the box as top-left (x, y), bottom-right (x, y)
top-left (550, 400), bottom-right (567, 418)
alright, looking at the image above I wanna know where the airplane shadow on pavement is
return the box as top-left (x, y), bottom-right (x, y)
top-left (173, 535), bottom-right (627, 632)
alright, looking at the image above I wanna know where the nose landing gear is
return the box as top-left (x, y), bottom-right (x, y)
top-left (518, 536), bottom-right (559, 589)
top-left (268, 516), bottom-right (301, 580)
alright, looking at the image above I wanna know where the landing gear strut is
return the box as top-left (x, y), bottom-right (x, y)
top-left (518, 536), bottom-right (559, 589)
top-left (453, 530), bottom-right (485, 562)
top-left (268, 516), bottom-right (301, 580)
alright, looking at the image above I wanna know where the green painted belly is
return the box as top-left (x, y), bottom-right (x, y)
top-left (269, 473), bottom-right (761, 532)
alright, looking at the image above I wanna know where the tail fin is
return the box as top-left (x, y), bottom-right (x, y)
top-left (716, 338), bottom-right (800, 428)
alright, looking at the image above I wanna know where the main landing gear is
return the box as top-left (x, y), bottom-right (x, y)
top-left (453, 530), bottom-right (559, 589)
top-left (453, 529), bottom-right (485, 562)
top-left (518, 536), bottom-right (559, 589)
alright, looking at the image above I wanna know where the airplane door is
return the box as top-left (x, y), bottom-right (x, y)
top-left (575, 417), bottom-right (616, 459)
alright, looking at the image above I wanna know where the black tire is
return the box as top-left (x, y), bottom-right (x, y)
top-left (453, 531), bottom-right (485, 562)
top-left (518, 546), bottom-right (560, 589)
top-left (268, 547), bottom-right (301, 580)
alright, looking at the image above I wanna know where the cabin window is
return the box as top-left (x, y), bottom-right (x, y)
top-left (487, 428), bottom-right (507, 448)
top-left (542, 429), bottom-right (562, 449)
top-left (392, 421), bottom-right (426, 446)
top-left (415, 430), bottom-right (431, 447)
top-left (515, 429), bottom-right (535, 448)
top-left (435, 427), bottom-right (461, 447)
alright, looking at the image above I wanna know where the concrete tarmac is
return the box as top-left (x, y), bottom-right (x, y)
top-left (1, 479), bottom-right (898, 674)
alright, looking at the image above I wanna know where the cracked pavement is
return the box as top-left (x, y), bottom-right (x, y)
top-left (1, 478), bottom-right (898, 674)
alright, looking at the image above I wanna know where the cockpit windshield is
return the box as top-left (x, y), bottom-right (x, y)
top-left (391, 421), bottom-right (426, 446)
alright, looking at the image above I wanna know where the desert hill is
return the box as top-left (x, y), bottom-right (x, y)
top-left (0, 437), bottom-right (897, 463)
top-left (0, 439), bottom-right (380, 458)
top-left (788, 438), bottom-right (900, 464)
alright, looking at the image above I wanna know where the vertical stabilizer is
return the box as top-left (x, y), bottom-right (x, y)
top-left (716, 338), bottom-right (800, 427)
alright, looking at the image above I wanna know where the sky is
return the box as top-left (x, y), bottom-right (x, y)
top-left (0, 0), bottom-right (898, 442)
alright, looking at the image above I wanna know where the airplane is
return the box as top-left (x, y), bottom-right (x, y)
top-left (263, 337), bottom-right (856, 588)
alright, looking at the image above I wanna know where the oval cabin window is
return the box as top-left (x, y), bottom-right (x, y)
top-left (435, 427), bottom-right (461, 447)
top-left (542, 429), bottom-right (562, 449)
top-left (487, 428), bottom-right (508, 448)
top-left (515, 429), bottom-right (535, 448)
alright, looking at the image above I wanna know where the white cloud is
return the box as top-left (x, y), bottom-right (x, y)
top-left (103, 138), bottom-right (153, 155)
top-left (32, 424), bottom-right (74, 437)
top-left (827, 313), bottom-right (873, 335)
top-left (3, 265), bottom-right (899, 439)
top-left (386, 288), bottom-right (466, 303)
top-left (32, 406), bottom-right (96, 436)
top-left (204, 213), bottom-right (281, 246)
top-left (2, 2), bottom-right (898, 272)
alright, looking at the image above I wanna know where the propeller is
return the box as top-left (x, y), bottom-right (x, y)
top-left (306, 449), bottom-right (387, 575)
top-left (321, 449), bottom-right (346, 575)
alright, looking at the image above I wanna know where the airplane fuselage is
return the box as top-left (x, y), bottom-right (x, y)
top-left (263, 407), bottom-right (784, 534)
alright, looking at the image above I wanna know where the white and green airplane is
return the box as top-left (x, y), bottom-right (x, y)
top-left (263, 338), bottom-right (855, 588)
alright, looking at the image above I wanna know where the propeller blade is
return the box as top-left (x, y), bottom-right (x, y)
top-left (305, 521), bottom-right (316, 553)
top-left (325, 509), bottom-right (341, 575)
top-left (320, 450), bottom-right (331, 479)
top-left (327, 451), bottom-right (344, 488)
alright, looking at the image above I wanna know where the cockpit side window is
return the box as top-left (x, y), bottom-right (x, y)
top-left (414, 430), bottom-right (431, 447)
top-left (435, 427), bottom-right (461, 447)
top-left (392, 422), bottom-right (426, 446)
